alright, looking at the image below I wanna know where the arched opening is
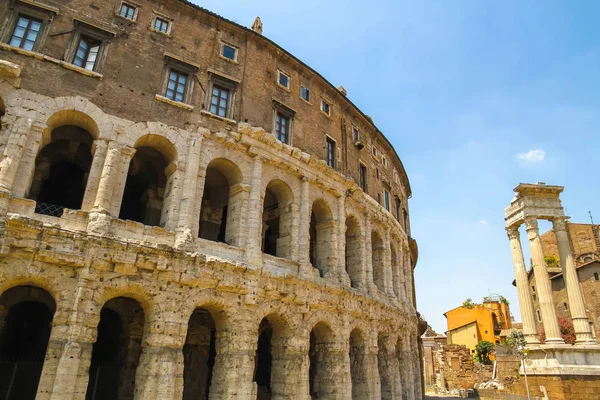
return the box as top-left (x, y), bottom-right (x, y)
top-left (378, 334), bottom-right (393, 400)
top-left (372, 231), bottom-right (386, 292)
top-left (349, 329), bottom-right (369, 399)
top-left (261, 180), bottom-right (294, 259)
top-left (391, 244), bottom-right (399, 297)
top-left (182, 308), bottom-right (218, 400)
top-left (309, 322), bottom-right (335, 399)
top-left (119, 147), bottom-right (171, 227)
top-left (254, 319), bottom-right (273, 399)
top-left (345, 215), bottom-right (362, 288)
top-left (28, 125), bottom-right (94, 216)
top-left (309, 199), bottom-right (334, 277)
top-left (86, 297), bottom-right (145, 400)
top-left (199, 158), bottom-right (243, 246)
top-left (0, 285), bottom-right (55, 400)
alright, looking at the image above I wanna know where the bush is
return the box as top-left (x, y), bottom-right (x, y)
top-left (539, 316), bottom-right (576, 344)
top-left (545, 254), bottom-right (560, 268)
top-left (475, 340), bottom-right (495, 365)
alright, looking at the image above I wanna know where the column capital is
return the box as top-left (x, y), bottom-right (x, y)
top-left (506, 225), bottom-right (520, 240)
top-left (524, 216), bottom-right (538, 231)
top-left (120, 145), bottom-right (136, 158)
top-left (91, 138), bottom-right (108, 155)
top-left (552, 216), bottom-right (568, 232)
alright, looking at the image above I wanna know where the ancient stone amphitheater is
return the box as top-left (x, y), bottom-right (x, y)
top-left (0, 0), bottom-right (422, 399)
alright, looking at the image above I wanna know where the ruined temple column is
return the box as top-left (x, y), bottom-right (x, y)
top-left (525, 216), bottom-right (563, 343)
top-left (0, 118), bottom-right (38, 194)
top-left (507, 225), bottom-right (540, 344)
top-left (384, 227), bottom-right (395, 296)
top-left (245, 155), bottom-right (264, 267)
top-left (298, 177), bottom-right (310, 265)
top-left (209, 323), bottom-right (257, 399)
top-left (175, 134), bottom-right (204, 242)
top-left (553, 217), bottom-right (595, 343)
top-left (81, 139), bottom-right (108, 211)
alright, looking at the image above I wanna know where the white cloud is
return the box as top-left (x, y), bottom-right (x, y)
top-left (516, 149), bottom-right (545, 164)
top-left (479, 219), bottom-right (488, 225)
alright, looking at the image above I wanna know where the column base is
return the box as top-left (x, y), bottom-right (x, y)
top-left (174, 228), bottom-right (194, 251)
top-left (86, 210), bottom-right (113, 235)
top-left (523, 344), bottom-right (600, 376)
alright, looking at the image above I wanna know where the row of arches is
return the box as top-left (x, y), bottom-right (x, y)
top-left (23, 120), bottom-right (409, 293)
top-left (0, 285), bottom-right (416, 400)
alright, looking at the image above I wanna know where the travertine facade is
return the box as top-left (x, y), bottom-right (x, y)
top-left (0, 0), bottom-right (421, 399)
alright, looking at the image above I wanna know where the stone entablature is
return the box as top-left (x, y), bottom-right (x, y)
top-left (0, 57), bottom-right (422, 400)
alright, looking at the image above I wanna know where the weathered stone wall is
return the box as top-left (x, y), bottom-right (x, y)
top-left (438, 344), bottom-right (492, 390)
top-left (0, 44), bottom-right (421, 400)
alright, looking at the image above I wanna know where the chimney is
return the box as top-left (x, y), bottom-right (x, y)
top-left (338, 85), bottom-right (347, 96)
top-left (252, 17), bottom-right (263, 34)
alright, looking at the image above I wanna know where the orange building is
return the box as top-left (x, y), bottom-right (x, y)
top-left (444, 295), bottom-right (512, 357)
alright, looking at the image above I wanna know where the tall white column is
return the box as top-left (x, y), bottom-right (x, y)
top-left (175, 134), bottom-right (203, 248)
top-left (81, 139), bottom-right (108, 211)
top-left (92, 142), bottom-right (130, 214)
top-left (244, 156), bottom-right (264, 267)
top-left (506, 226), bottom-right (540, 343)
top-left (553, 217), bottom-right (595, 343)
top-left (525, 217), bottom-right (563, 343)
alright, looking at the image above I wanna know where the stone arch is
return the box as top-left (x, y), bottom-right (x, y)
top-left (349, 327), bottom-right (370, 399)
top-left (310, 198), bottom-right (335, 277)
top-left (345, 214), bottom-right (363, 288)
top-left (0, 285), bottom-right (56, 400)
top-left (199, 157), bottom-right (244, 246)
top-left (262, 179), bottom-right (294, 259)
top-left (371, 229), bottom-right (386, 292)
top-left (119, 134), bottom-right (178, 227)
top-left (27, 110), bottom-right (99, 215)
top-left (253, 312), bottom-right (291, 399)
top-left (182, 301), bottom-right (232, 400)
top-left (309, 321), bottom-right (337, 399)
top-left (86, 296), bottom-right (146, 400)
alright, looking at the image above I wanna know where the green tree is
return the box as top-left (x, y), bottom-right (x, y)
top-left (462, 298), bottom-right (474, 309)
top-left (475, 340), bottom-right (495, 365)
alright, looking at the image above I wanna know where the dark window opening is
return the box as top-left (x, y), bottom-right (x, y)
top-left (275, 113), bottom-right (290, 144)
top-left (395, 197), bottom-right (401, 222)
top-left (594, 272), bottom-right (599, 281)
top-left (10, 15), bottom-right (41, 51)
top-left (300, 86), bottom-right (310, 102)
top-left (86, 297), bottom-right (144, 400)
top-left (0, 286), bottom-right (55, 400)
top-left (321, 99), bottom-right (330, 115)
top-left (278, 71), bottom-right (289, 88)
top-left (564, 302), bottom-right (569, 311)
top-left (346, 216), bottom-right (361, 288)
top-left (73, 35), bottom-right (101, 71)
top-left (253, 319), bottom-right (273, 399)
top-left (183, 308), bottom-right (217, 400)
top-left (222, 44), bottom-right (236, 60)
top-left (28, 125), bottom-right (93, 216)
top-left (120, 147), bottom-right (168, 227)
top-left (309, 323), bottom-right (334, 399)
top-left (359, 164), bottom-right (367, 192)
top-left (384, 190), bottom-right (390, 211)
top-left (372, 231), bottom-right (385, 292)
top-left (326, 137), bottom-right (336, 168)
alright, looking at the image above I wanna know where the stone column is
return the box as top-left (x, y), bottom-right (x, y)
top-left (191, 168), bottom-right (207, 238)
top-left (365, 342), bottom-right (382, 400)
top-left (80, 139), bottom-right (108, 211)
top-left (209, 324), bottom-right (257, 399)
top-left (525, 217), bottom-right (563, 343)
top-left (298, 177), bottom-right (310, 265)
top-left (507, 225), bottom-right (540, 343)
top-left (384, 228), bottom-right (394, 296)
top-left (134, 342), bottom-right (183, 400)
top-left (108, 146), bottom-right (137, 217)
top-left (364, 213), bottom-right (376, 294)
top-left (244, 156), bottom-right (264, 267)
top-left (270, 333), bottom-right (305, 398)
top-left (175, 134), bottom-right (203, 247)
top-left (553, 217), bottom-right (595, 343)
top-left (336, 194), bottom-right (349, 284)
top-left (0, 117), bottom-right (36, 193)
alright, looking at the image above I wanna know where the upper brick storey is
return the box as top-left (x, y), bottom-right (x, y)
top-left (0, 0), bottom-right (412, 223)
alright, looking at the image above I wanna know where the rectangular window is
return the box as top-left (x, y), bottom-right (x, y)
top-left (372, 146), bottom-right (378, 157)
top-left (154, 17), bottom-right (170, 33)
top-left (326, 137), bottom-right (336, 168)
top-left (384, 190), bottom-right (390, 211)
top-left (276, 112), bottom-right (290, 144)
top-left (73, 35), bottom-right (102, 71)
top-left (10, 15), bottom-right (42, 51)
top-left (119, 3), bottom-right (136, 20)
top-left (222, 44), bottom-right (237, 60)
top-left (321, 99), bottom-right (331, 116)
top-left (210, 85), bottom-right (230, 117)
top-left (352, 126), bottom-right (360, 142)
top-left (359, 163), bottom-right (367, 191)
top-left (395, 197), bottom-right (401, 221)
top-left (376, 168), bottom-right (380, 181)
top-left (165, 70), bottom-right (188, 102)
top-left (300, 86), bottom-right (311, 102)
top-left (278, 70), bottom-right (290, 89)
top-left (382, 156), bottom-right (388, 168)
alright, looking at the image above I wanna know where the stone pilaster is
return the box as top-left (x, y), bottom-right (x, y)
top-left (364, 212), bottom-right (376, 294)
top-left (506, 226), bottom-right (540, 344)
top-left (298, 177), bottom-right (310, 266)
top-left (81, 139), bottom-right (108, 211)
top-left (336, 194), bottom-right (349, 285)
top-left (134, 343), bottom-right (184, 400)
top-left (161, 161), bottom-right (185, 230)
top-left (270, 333), bottom-right (305, 399)
top-left (525, 217), bottom-right (563, 343)
top-left (175, 134), bottom-right (203, 247)
top-left (384, 228), bottom-right (394, 296)
top-left (404, 244), bottom-right (415, 313)
top-left (401, 332), bottom-right (415, 400)
top-left (191, 169), bottom-right (207, 238)
top-left (245, 156), bottom-right (264, 267)
top-left (365, 343), bottom-right (382, 399)
top-left (0, 117), bottom-right (35, 194)
top-left (411, 332), bottom-right (422, 400)
top-left (553, 217), bottom-right (595, 343)
top-left (12, 120), bottom-right (45, 198)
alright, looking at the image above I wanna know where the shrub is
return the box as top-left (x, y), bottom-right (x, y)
top-left (475, 340), bottom-right (495, 365)
top-left (539, 316), bottom-right (576, 344)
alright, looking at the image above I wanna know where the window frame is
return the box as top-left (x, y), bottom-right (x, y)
top-left (384, 190), bottom-right (390, 211)
top-left (205, 71), bottom-right (239, 120)
top-left (359, 162), bottom-right (368, 192)
top-left (277, 69), bottom-right (290, 90)
top-left (320, 98), bottom-right (331, 116)
top-left (73, 35), bottom-right (102, 71)
top-left (0, 1), bottom-right (57, 53)
top-left (8, 14), bottom-right (43, 51)
top-left (150, 12), bottom-right (173, 35)
top-left (220, 42), bottom-right (238, 62)
top-left (272, 99), bottom-right (296, 145)
top-left (382, 155), bottom-right (388, 168)
top-left (118, 1), bottom-right (139, 21)
top-left (352, 125), bottom-right (360, 142)
top-left (64, 20), bottom-right (115, 73)
top-left (325, 135), bottom-right (336, 168)
top-left (300, 85), bottom-right (311, 103)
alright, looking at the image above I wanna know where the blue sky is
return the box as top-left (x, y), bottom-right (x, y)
top-left (191, 1), bottom-right (600, 333)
